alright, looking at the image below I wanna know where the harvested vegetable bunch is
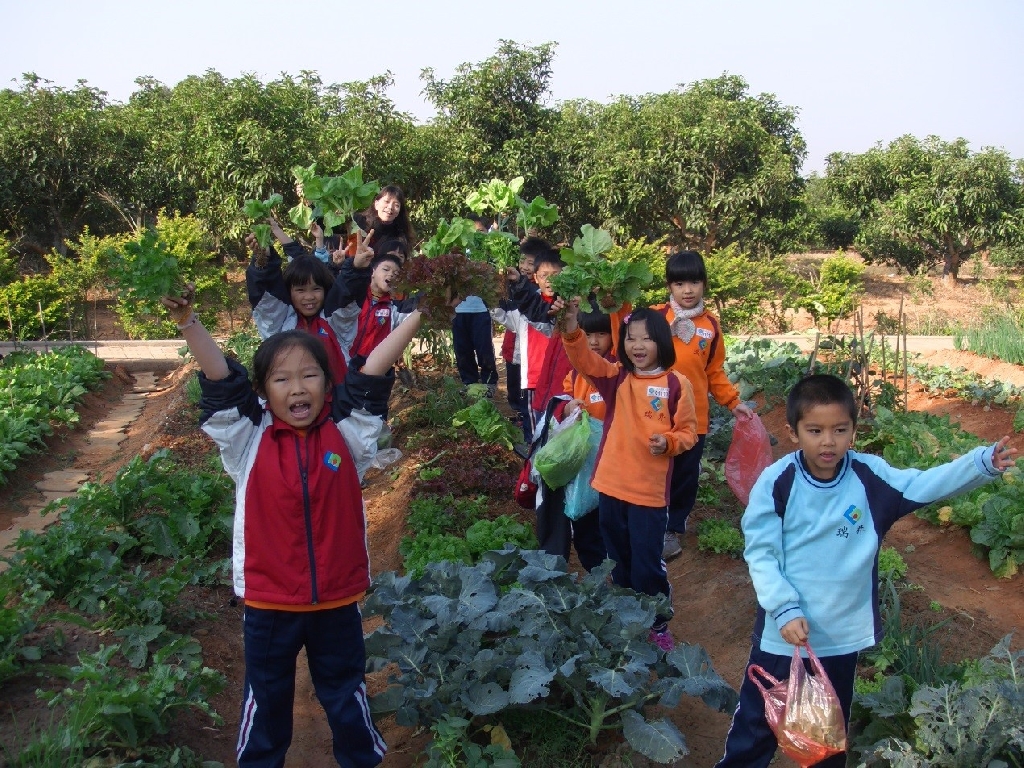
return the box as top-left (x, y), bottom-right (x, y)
top-left (241, 193), bottom-right (284, 249)
top-left (421, 217), bottom-right (519, 266)
top-left (106, 229), bottom-right (188, 304)
top-left (289, 164), bottom-right (380, 236)
top-left (397, 252), bottom-right (502, 331)
top-left (549, 225), bottom-right (654, 313)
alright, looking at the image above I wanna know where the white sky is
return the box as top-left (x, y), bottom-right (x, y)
top-left (1, 0), bottom-right (1021, 174)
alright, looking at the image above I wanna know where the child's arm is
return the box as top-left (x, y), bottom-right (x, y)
top-left (703, 318), bottom-right (753, 418)
top-left (866, 439), bottom-right (1017, 530)
top-left (161, 288), bottom-right (229, 381)
top-left (741, 467), bottom-right (807, 643)
top-left (657, 374), bottom-right (698, 457)
top-left (361, 309), bottom-right (423, 376)
top-left (558, 299), bottom-right (620, 381)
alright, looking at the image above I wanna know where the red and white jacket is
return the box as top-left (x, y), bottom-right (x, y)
top-left (199, 359), bottom-right (392, 606)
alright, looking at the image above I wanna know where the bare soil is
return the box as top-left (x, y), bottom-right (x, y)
top-left (2, 259), bottom-right (1022, 767)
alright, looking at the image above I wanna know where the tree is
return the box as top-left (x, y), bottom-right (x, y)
top-left (0, 75), bottom-right (129, 257)
top-left (824, 136), bottom-right (1024, 282)
top-left (417, 41), bottom-right (561, 230)
top-left (562, 74), bottom-right (806, 253)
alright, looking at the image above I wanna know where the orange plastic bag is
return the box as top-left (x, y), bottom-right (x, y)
top-left (748, 644), bottom-right (847, 767)
top-left (725, 414), bottom-right (773, 506)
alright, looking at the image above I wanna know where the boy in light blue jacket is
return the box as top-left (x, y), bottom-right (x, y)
top-left (715, 374), bottom-right (1017, 768)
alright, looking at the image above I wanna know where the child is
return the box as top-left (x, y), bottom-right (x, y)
top-left (715, 374), bottom-right (1016, 768)
top-left (532, 308), bottom-right (612, 572)
top-left (502, 241), bottom-right (540, 438)
top-left (559, 301), bottom-right (698, 650)
top-left (246, 234), bottom-right (354, 385)
top-left (161, 288), bottom-right (424, 768)
top-left (345, 252), bottom-right (414, 362)
top-left (492, 246), bottom-right (562, 440)
top-left (615, 251), bottom-right (753, 560)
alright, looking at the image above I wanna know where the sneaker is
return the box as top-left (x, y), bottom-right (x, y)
top-left (662, 532), bottom-right (683, 560)
top-left (648, 628), bottom-right (675, 652)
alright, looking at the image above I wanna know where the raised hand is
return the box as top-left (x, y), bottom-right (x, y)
top-left (245, 233), bottom-right (268, 269)
top-left (353, 228), bottom-right (376, 268)
top-left (991, 436), bottom-right (1018, 471)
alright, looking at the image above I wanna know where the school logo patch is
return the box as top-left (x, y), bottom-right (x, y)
top-left (698, 338), bottom-right (708, 351)
top-left (696, 328), bottom-right (714, 339)
top-left (318, 326), bottom-right (329, 336)
top-left (843, 504), bottom-right (863, 525)
top-left (650, 397), bottom-right (663, 412)
top-left (324, 452), bottom-right (343, 471)
top-left (374, 307), bottom-right (389, 326)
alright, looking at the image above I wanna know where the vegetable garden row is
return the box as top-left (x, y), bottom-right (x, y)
top-left (0, 333), bottom-right (1021, 766)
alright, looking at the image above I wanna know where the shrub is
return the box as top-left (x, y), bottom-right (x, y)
top-left (705, 245), bottom-right (811, 332)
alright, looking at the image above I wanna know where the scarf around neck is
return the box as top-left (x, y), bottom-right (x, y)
top-left (668, 297), bottom-right (705, 343)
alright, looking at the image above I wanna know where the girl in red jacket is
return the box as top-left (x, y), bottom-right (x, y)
top-left (162, 288), bottom-right (423, 768)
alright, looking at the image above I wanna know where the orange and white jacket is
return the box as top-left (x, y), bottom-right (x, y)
top-left (611, 305), bottom-right (739, 434)
top-left (562, 329), bottom-right (698, 508)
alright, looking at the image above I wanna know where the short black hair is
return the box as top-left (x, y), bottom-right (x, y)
top-left (374, 236), bottom-right (409, 261)
top-left (283, 255), bottom-right (334, 292)
top-left (370, 252), bottom-right (402, 271)
top-left (578, 307), bottom-right (612, 335)
top-left (519, 236), bottom-right (557, 261)
top-left (665, 250), bottom-right (708, 287)
top-left (617, 307), bottom-right (675, 372)
top-left (252, 330), bottom-right (332, 396)
top-left (786, 374), bottom-right (858, 429)
top-left (533, 250), bottom-right (564, 272)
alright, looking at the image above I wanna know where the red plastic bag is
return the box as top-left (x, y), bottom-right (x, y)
top-left (513, 459), bottom-right (537, 508)
top-left (725, 414), bottom-right (773, 506)
top-left (748, 644), bottom-right (847, 767)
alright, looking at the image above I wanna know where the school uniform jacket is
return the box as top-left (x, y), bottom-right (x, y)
top-left (246, 246), bottom-right (357, 382)
top-left (611, 305), bottom-right (740, 434)
top-left (743, 445), bottom-right (1002, 657)
top-left (562, 328), bottom-right (698, 508)
top-left (199, 358), bottom-right (391, 606)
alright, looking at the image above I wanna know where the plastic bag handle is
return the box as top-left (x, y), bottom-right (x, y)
top-left (747, 664), bottom-right (781, 696)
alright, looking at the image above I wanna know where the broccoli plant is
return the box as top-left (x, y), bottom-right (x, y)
top-left (364, 548), bottom-right (738, 764)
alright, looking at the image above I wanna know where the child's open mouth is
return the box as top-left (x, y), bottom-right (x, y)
top-left (290, 402), bottom-right (312, 420)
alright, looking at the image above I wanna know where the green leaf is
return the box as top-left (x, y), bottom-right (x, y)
top-left (620, 710), bottom-right (688, 763)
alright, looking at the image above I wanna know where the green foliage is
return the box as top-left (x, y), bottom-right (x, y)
top-left (5, 450), bottom-right (232, 665)
top-left (422, 714), bottom-right (520, 768)
top-left (860, 407), bottom-right (983, 472)
top-left (550, 225), bottom-right (654, 313)
top-left (825, 135), bottom-right (1024, 280)
top-left (99, 213), bottom-right (228, 339)
top-left (704, 245), bottom-right (811, 332)
top-left (955, 307), bottom-right (1024, 366)
top-left (33, 644), bottom-right (223, 755)
top-left (696, 519), bottom-right (744, 556)
top-left (803, 252), bottom-right (865, 328)
top-left (452, 398), bottom-right (522, 450)
top-left (466, 177), bottom-right (525, 219)
top-left (607, 237), bottom-right (669, 307)
top-left (364, 550), bottom-right (738, 763)
top-left (289, 163), bottom-right (380, 236)
top-left (723, 338), bottom-right (810, 401)
top-left (852, 634), bottom-right (1024, 766)
top-left (241, 193), bottom-right (283, 248)
top-left (908, 359), bottom-right (1024, 407)
top-left (877, 546), bottom-right (909, 581)
top-left (0, 346), bottom-right (109, 483)
top-left (398, 495), bottom-right (535, 579)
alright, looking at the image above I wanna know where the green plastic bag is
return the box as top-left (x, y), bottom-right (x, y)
top-left (534, 411), bottom-right (592, 489)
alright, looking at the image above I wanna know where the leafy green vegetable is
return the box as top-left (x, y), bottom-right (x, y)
top-left (241, 193), bottom-right (284, 248)
top-left (289, 163), bottom-right (380, 236)
top-left (696, 519), bottom-right (744, 556)
top-left (106, 229), bottom-right (184, 304)
top-left (452, 398), bottom-right (522, 450)
top-left (465, 177), bottom-right (525, 217)
top-left (515, 195), bottom-right (559, 233)
top-left (364, 550), bottom-right (738, 762)
top-left (549, 225), bottom-right (654, 313)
